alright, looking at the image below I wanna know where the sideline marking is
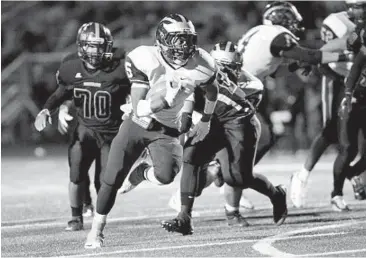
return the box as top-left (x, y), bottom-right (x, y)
top-left (252, 220), bottom-right (365, 257)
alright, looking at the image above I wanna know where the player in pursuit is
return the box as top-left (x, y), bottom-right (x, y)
top-left (161, 41), bottom-right (288, 235)
top-left (291, 0), bottom-right (366, 209)
top-left (84, 14), bottom-right (219, 249)
top-left (34, 22), bottom-right (131, 231)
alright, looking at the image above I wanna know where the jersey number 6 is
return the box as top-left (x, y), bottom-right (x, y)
top-left (74, 88), bottom-right (112, 120)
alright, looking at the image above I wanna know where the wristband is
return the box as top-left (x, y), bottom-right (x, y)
top-left (136, 99), bottom-right (153, 117)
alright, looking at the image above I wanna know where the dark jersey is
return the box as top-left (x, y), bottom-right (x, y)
top-left (44, 49), bottom-right (131, 134)
top-left (194, 69), bottom-right (253, 122)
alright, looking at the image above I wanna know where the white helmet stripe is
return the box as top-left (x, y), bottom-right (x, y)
top-left (95, 23), bottom-right (100, 38)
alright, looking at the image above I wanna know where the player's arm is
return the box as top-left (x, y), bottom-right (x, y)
top-left (345, 46), bottom-right (366, 95)
top-left (179, 94), bottom-right (195, 133)
top-left (34, 70), bottom-right (73, 132)
top-left (199, 74), bottom-right (218, 122)
top-left (239, 69), bottom-right (264, 109)
top-left (271, 32), bottom-right (352, 65)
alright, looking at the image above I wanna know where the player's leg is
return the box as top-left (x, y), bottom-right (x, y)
top-left (82, 171), bottom-right (94, 217)
top-left (223, 115), bottom-right (287, 225)
top-left (291, 76), bottom-right (341, 207)
top-left (85, 119), bottom-right (146, 248)
top-left (254, 112), bottom-right (276, 164)
top-left (331, 106), bottom-right (360, 211)
top-left (66, 125), bottom-right (97, 231)
top-left (162, 121), bottom-right (223, 235)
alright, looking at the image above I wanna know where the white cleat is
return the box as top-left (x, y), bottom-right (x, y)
top-left (239, 194), bottom-right (255, 210)
top-left (331, 196), bottom-right (351, 212)
top-left (84, 231), bottom-right (104, 249)
top-left (168, 189), bottom-right (200, 217)
top-left (290, 171), bottom-right (308, 208)
top-left (118, 149), bottom-right (150, 195)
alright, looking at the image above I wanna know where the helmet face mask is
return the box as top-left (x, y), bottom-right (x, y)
top-left (263, 2), bottom-right (304, 35)
top-left (77, 22), bottom-right (113, 69)
top-left (210, 41), bottom-right (242, 79)
top-left (156, 14), bottom-right (197, 66)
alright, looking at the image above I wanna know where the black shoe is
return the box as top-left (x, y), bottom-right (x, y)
top-left (225, 208), bottom-right (249, 227)
top-left (272, 185), bottom-right (288, 226)
top-left (161, 214), bottom-right (193, 236)
top-left (350, 176), bottom-right (366, 200)
top-left (65, 217), bottom-right (84, 231)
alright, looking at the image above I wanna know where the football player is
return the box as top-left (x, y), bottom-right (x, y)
top-left (234, 1), bottom-right (353, 207)
top-left (166, 44), bottom-right (264, 224)
top-left (333, 19), bottom-right (366, 210)
top-left (161, 41), bottom-right (287, 235)
top-left (84, 14), bottom-right (219, 249)
top-left (34, 22), bottom-right (131, 231)
top-left (291, 0), bottom-right (366, 209)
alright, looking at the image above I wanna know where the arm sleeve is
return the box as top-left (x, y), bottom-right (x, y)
top-left (345, 46), bottom-right (366, 94)
top-left (270, 32), bottom-right (299, 57)
top-left (43, 70), bottom-right (73, 112)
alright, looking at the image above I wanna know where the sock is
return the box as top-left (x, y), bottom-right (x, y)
top-left (71, 206), bottom-right (83, 219)
top-left (91, 212), bottom-right (107, 233)
top-left (225, 203), bottom-right (239, 213)
top-left (298, 167), bottom-right (310, 182)
top-left (179, 163), bottom-right (199, 217)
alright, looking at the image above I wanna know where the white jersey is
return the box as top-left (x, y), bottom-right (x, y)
top-left (321, 11), bottom-right (356, 77)
top-left (237, 25), bottom-right (298, 81)
top-left (126, 46), bottom-right (216, 129)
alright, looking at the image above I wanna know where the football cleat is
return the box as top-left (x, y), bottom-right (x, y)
top-left (290, 171), bottom-right (308, 208)
top-left (161, 216), bottom-right (194, 236)
top-left (207, 161), bottom-right (224, 187)
top-left (350, 176), bottom-right (366, 200)
top-left (331, 196), bottom-right (351, 212)
top-left (84, 231), bottom-right (104, 249)
top-left (65, 217), bottom-right (84, 231)
top-left (239, 194), bottom-right (255, 210)
top-left (225, 208), bottom-right (250, 227)
top-left (82, 203), bottom-right (94, 217)
top-left (118, 149), bottom-right (150, 194)
top-left (272, 185), bottom-right (288, 226)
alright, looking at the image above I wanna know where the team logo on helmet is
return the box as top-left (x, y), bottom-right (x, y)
top-left (156, 14), bottom-right (197, 66)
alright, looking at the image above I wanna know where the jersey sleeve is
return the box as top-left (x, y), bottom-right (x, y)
top-left (347, 25), bottom-right (364, 53)
top-left (125, 47), bottom-right (150, 87)
top-left (196, 48), bottom-right (218, 87)
top-left (270, 32), bottom-right (299, 57)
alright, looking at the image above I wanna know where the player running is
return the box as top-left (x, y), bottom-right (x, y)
top-left (161, 41), bottom-right (288, 235)
top-left (34, 22), bottom-right (131, 231)
top-left (291, 0), bottom-right (366, 209)
top-left (84, 14), bottom-right (219, 249)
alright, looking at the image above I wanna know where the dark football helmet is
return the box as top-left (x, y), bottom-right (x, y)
top-left (210, 41), bottom-right (242, 79)
top-left (156, 14), bottom-right (197, 66)
top-left (76, 22), bottom-right (113, 68)
top-left (263, 2), bottom-right (304, 35)
top-left (346, 0), bottom-right (366, 25)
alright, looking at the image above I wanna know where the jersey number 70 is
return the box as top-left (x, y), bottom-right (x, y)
top-left (74, 88), bottom-right (112, 120)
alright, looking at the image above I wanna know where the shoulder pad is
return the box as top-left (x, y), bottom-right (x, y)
top-left (127, 46), bottom-right (156, 75)
top-left (112, 47), bottom-right (126, 60)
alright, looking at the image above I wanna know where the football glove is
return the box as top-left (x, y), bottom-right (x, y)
top-left (120, 103), bottom-right (133, 120)
top-left (58, 104), bottom-right (73, 135)
top-left (338, 95), bottom-right (353, 120)
top-left (34, 109), bottom-right (52, 132)
top-left (188, 120), bottom-right (211, 144)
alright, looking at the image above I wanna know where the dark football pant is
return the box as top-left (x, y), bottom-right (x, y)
top-left (332, 102), bottom-right (366, 197)
top-left (254, 112), bottom-right (276, 164)
top-left (181, 115), bottom-right (277, 209)
top-left (97, 118), bottom-right (183, 215)
top-left (304, 76), bottom-right (344, 171)
top-left (68, 124), bottom-right (114, 209)
top-left (69, 124), bottom-right (113, 188)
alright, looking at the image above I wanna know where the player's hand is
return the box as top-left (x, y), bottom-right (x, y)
top-left (120, 103), bottom-right (133, 120)
top-left (338, 96), bottom-right (352, 120)
top-left (58, 105), bottom-right (73, 135)
top-left (188, 120), bottom-right (211, 144)
top-left (34, 109), bottom-right (52, 132)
